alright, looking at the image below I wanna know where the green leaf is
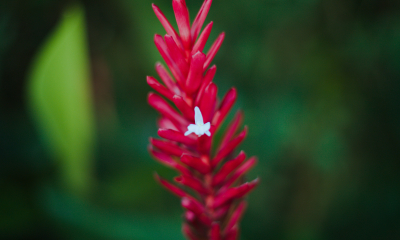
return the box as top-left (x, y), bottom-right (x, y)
top-left (40, 186), bottom-right (184, 240)
top-left (27, 5), bottom-right (95, 194)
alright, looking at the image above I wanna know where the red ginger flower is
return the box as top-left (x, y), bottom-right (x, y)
top-left (147, 0), bottom-right (258, 239)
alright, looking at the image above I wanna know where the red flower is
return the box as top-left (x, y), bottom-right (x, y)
top-left (147, 0), bottom-right (258, 239)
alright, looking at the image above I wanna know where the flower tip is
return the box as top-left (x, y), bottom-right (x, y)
top-left (243, 125), bottom-right (248, 135)
top-left (157, 128), bottom-right (167, 134)
top-left (173, 0), bottom-right (186, 4)
top-left (146, 76), bottom-right (155, 84)
top-left (157, 128), bottom-right (168, 137)
top-left (152, 3), bottom-right (160, 11)
top-left (238, 150), bottom-right (246, 158)
top-left (147, 92), bottom-right (155, 99)
top-left (251, 177), bottom-right (260, 185)
top-left (153, 172), bottom-right (161, 181)
top-left (193, 51), bottom-right (206, 58)
top-left (185, 211), bottom-right (196, 222)
top-left (154, 34), bottom-right (163, 41)
top-left (181, 197), bottom-right (190, 206)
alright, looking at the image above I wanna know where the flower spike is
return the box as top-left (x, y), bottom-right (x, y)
top-left (147, 1), bottom-right (258, 239)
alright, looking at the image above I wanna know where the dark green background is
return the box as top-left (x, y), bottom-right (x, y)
top-left (1, 0), bottom-right (400, 239)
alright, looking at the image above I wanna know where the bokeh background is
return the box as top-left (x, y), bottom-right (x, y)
top-left (1, 0), bottom-right (400, 239)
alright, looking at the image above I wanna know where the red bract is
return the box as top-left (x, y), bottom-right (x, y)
top-left (147, 0), bottom-right (258, 239)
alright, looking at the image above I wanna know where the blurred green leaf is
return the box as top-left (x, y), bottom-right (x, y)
top-left (40, 186), bottom-right (184, 240)
top-left (27, 5), bottom-right (95, 194)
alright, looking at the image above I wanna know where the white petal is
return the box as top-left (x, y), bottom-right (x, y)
top-left (185, 124), bottom-right (197, 136)
top-left (194, 106), bottom-right (204, 125)
top-left (187, 124), bottom-right (197, 131)
top-left (197, 122), bottom-right (211, 136)
top-left (195, 126), bottom-right (203, 136)
top-left (205, 130), bottom-right (211, 136)
top-left (184, 131), bottom-right (192, 136)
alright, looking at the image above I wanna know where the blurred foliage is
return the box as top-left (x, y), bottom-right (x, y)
top-left (0, 0), bottom-right (400, 240)
top-left (28, 5), bottom-right (95, 195)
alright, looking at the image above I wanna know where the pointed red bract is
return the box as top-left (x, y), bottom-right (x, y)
top-left (204, 32), bottom-right (225, 70)
top-left (173, 0), bottom-right (191, 50)
top-left (173, 95), bottom-right (195, 121)
top-left (158, 128), bottom-right (197, 146)
top-left (181, 153), bottom-right (211, 174)
top-left (213, 179), bottom-right (258, 208)
top-left (182, 197), bottom-right (205, 216)
top-left (224, 202), bottom-right (246, 234)
top-left (158, 117), bottom-right (179, 131)
top-left (217, 111), bottom-right (243, 151)
top-left (148, 93), bottom-right (189, 131)
top-left (154, 34), bottom-right (185, 87)
top-left (212, 151), bottom-right (246, 186)
top-left (224, 157), bottom-right (258, 187)
top-left (192, 21), bottom-right (213, 54)
top-left (212, 88), bottom-right (237, 128)
top-left (199, 82), bottom-right (217, 123)
top-left (155, 63), bottom-right (181, 95)
top-left (152, 4), bottom-right (184, 49)
top-left (186, 52), bottom-right (206, 94)
top-left (149, 146), bottom-right (176, 167)
top-left (212, 127), bottom-right (247, 167)
top-left (175, 175), bottom-right (209, 195)
top-left (195, 65), bottom-right (216, 106)
top-left (147, 76), bottom-right (175, 101)
top-left (191, 0), bottom-right (213, 42)
top-left (150, 137), bottom-right (187, 157)
top-left (149, 146), bottom-right (191, 176)
top-left (165, 35), bottom-right (189, 77)
top-left (154, 173), bottom-right (186, 197)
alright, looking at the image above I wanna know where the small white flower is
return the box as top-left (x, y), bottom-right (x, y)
top-left (184, 107), bottom-right (211, 137)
